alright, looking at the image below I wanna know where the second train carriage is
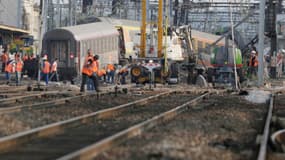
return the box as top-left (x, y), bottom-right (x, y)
top-left (42, 22), bottom-right (119, 80)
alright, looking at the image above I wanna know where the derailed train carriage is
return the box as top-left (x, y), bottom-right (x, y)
top-left (42, 22), bottom-right (119, 80)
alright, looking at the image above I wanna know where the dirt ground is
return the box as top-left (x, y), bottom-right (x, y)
top-left (95, 94), bottom-right (268, 160)
top-left (0, 91), bottom-right (158, 137)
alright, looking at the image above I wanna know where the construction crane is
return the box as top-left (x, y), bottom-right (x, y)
top-left (132, 0), bottom-right (180, 85)
top-left (140, 0), bottom-right (163, 58)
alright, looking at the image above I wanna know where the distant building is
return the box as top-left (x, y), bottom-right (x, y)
top-left (0, 0), bottom-right (40, 53)
top-left (0, 0), bottom-right (22, 28)
top-left (22, 0), bottom-right (40, 51)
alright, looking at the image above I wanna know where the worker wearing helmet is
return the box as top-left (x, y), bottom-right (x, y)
top-left (41, 56), bottom-right (51, 85)
top-left (106, 63), bottom-right (115, 84)
top-left (249, 50), bottom-right (258, 78)
top-left (86, 50), bottom-right (95, 90)
top-left (81, 58), bottom-right (93, 92)
top-left (5, 58), bottom-right (15, 84)
top-left (91, 55), bottom-right (100, 92)
top-left (15, 54), bottom-right (23, 86)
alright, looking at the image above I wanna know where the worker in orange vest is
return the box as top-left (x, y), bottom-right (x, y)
top-left (90, 55), bottom-right (100, 91)
top-left (86, 49), bottom-right (95, 90)
top-left (22, 53), bottom-right (28, 62)
top-left (106, 63), bottom-right (115, 84)
top-left (98, 68), bottom-right (106, 82)
top-left (119, 65), bottom-right (129, 84)
top-left (15, 54), bottom-right (23, 86)
top-left (249, 50), bottom-right (258, 77)
top-left (41, 57), bottom-right (51, 85)
top-left (50, 58), bottom-right (58, 81)
top-left (85, 49), bottom-right (93, 63)
top-left (80, 58), bottom-right (95, 92)
top-left (5, 59), bottom-right (15, 84)
top-left (1, 51), bottom-right (9, 73)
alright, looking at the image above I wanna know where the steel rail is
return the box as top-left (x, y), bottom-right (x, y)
top-left (0, 90), bottom-right (71, 105)
top-left (0, 84), bottom-right (147, 114)
top-left (257, 95), bottom-right (274, 160)
top-left (58, 92), bottom-right (209, 160)
top-left (0, 90), bottom-right (109, 114)
top-left (0, 90), bottom-right (175, 153)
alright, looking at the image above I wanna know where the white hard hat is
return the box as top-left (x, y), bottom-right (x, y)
top-left (149, 60), bottom-right (153, 63)
top-left (281, 49), bottom-right (285, 53)
top-left (251, 50), bottom-right (256, 54)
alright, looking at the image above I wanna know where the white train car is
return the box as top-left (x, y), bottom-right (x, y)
top-left (42, 22), bottom-right (119, 80)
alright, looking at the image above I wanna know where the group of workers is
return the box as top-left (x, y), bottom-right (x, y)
top-left (80, 49), bottom-right (129, 92)
top-left (248, 48), bottom-right (285, 79)
top-left (0, 51), bottom-right (58, 85)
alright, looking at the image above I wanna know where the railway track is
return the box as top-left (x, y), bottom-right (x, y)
top-left (92, 92), bottom-right (269, 160)
top-left (0, 90), bottom-right (208, 160)
top-left (0, 91), bottom-right (76, 108)
top-left (267, 93), bottom-right (285, 160)
top-left (0, 89), bottom-right (167, 137)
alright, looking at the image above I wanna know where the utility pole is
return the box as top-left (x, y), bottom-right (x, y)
top-left (157, 0), bottom-right (163, 58)
top-left (56, 0), bottom-right (60, 28)
top-left (39, 0), bottom-right (47, 55)
top-left (69, 0), bottom-right (73, 26)
top-left (257, 0), bottom-right (265, 87)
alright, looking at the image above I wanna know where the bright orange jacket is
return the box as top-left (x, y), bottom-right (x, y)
top-left (107, 64), bottom-right (115, 71)
top-left (15, 60), bottom-right (23, 72)
top-left (249, 55), bottom-right (258, 67)
top-left (1, 53), bottom-right (8, 63)
top-left (92, 61), bottom-right (98, 73)
top-left (5, 62), bottom-right (14, 73)
top-left (98, 69), bottom-right (106, 77)
top-left (42, 61), bottom-right (51, 74)
top-left (82, 64), bottom-right (93, 76)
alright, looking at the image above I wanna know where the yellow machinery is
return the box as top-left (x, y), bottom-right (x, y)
top-left (132, 0), bottom-right (179, 85)
top-left (140, 0), bottom-right (164, 58)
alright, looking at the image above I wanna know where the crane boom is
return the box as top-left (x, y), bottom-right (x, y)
top-left (140, 0), bottom-right (163, 58)
top-left (157, 0), bottom-right (163, 58)
top-left (140, 0), bottom-right (147, 58)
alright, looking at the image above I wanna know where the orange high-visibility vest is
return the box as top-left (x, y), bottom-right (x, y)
top-left (15, 60), bottom-right (23, 72)
top-left (92, 61), bottom-right (98, 73)
top-left (249, 55), bottom-right (258, 67)
top-left (5, 62), bottom-right (14, 73)
top-left (82, 64), bottom-right (93, 76)
top-left (51, 61), bottom-right (57, 72)
top-left (1, 53), bottom-right (8, 63)
top-left (98, 69), bottom-right (106, 77)
top-left (42, 61), bottom-right (51, 74)
top-left (107, 64), bottom-right (115, 71)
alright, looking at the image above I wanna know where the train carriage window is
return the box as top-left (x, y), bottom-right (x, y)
top-left (111, 36), bottom-right (114, 50)
top-left (88, 41), bottom-right (91, 52)
top-left (104, 37), bottom-right (107, 52)
top-left (108, 36), bottom-right (111, 52)
top-left (114, 36), bottom-right (117, 50)
top-left (93, 39), bottom-right (96, 53)
top-left (101, 38), bottom-right (104, 53)
top-left (94, 39), bottom-right (98, 53)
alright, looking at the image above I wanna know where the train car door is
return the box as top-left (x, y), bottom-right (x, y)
top-left (49, 40), bottom-right (68, 67)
